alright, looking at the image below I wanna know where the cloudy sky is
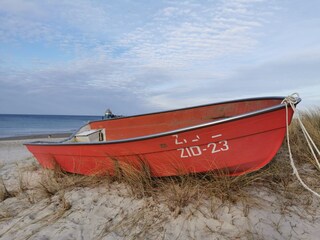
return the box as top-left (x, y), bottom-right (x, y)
top-left (0, 0), bottom-right (320, 115)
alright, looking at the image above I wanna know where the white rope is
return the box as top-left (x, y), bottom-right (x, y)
top-left (282, 93), bottom-right (320, 198)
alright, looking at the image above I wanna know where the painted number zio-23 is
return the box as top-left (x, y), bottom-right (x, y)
top-left (173, 134), bottom-right (229, 158)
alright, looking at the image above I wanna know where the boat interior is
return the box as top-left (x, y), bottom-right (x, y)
top-left (66, 98), bottom-right (283, 143)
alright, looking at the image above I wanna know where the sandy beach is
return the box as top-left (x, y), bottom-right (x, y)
top-left (1, 137), bottom-right (320, 240)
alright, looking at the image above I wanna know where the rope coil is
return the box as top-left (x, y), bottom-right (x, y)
top-left (282, 93), bottom-right (320, 198)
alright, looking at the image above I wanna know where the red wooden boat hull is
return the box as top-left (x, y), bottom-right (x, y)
top-left (25, 96), bottom-right (299, 177)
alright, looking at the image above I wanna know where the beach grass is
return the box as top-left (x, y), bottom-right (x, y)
top-left (2, 109), bottom-right (320, 207)
top-left (1, 109), bottom-right (319, 239)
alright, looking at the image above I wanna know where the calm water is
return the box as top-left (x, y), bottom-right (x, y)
top-left (0, 114), bottom-right (102, 138)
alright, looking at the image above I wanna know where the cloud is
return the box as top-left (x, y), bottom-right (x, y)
top-left (1, 0), bottom-right (319, 115)
top-left (120, 0), bottom-right (270, 69)
top-left (0, 0), bottom-right (276, 114)
top-left (0, 0), bottom-right (111, 54)
top-left (0, 57), bottom-right (152, 115)
top-left (144, 51), bottom-right (320, 109)
top-left (0, 0), bottom-right (272, 64)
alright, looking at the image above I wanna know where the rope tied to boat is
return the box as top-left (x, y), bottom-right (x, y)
top-left (282, 93), bottom-right (320, 198)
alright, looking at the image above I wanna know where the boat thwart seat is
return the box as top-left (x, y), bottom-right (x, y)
top-left (74, 129), bottom-right (105, 142)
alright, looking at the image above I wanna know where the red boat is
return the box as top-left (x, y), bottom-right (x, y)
top-left (25, 96), bottom-right (300, 177)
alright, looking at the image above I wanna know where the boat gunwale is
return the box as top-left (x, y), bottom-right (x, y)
top-left (25, 96), bottom-right (301, 146)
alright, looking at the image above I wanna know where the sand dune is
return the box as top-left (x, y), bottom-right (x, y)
top-left (1, 139), bottom-right (320, 239)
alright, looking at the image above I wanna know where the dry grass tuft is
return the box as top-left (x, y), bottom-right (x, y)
top-left (38, 165), bottom-right (112, 198)
top-left (0, 108), bottom-right (318, 240)
top-left (288, 108), bottom-right (320, 167)
top-left (0, 176), bottom-right (13, 202)
top-left (6, 109), bottom-right (319, 216)
top-left (114, 159), bottom-right (156, 198)
top-left (112, 108), bottom-right (320, 211)
top-left (158, 174), bottom-right (203, 215)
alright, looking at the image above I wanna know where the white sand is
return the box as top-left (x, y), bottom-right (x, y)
top-left (1, 139), bottom-right (320, 239)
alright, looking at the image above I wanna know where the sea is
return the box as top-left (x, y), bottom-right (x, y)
top-left (0, 114), bottom-right (102, 139)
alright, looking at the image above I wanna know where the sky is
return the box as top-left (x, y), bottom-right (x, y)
top-left (0, 0), bottom-right (320, 116)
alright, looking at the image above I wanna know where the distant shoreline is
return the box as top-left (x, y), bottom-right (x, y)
top-left (0, 132), bottom-right (72, 141)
